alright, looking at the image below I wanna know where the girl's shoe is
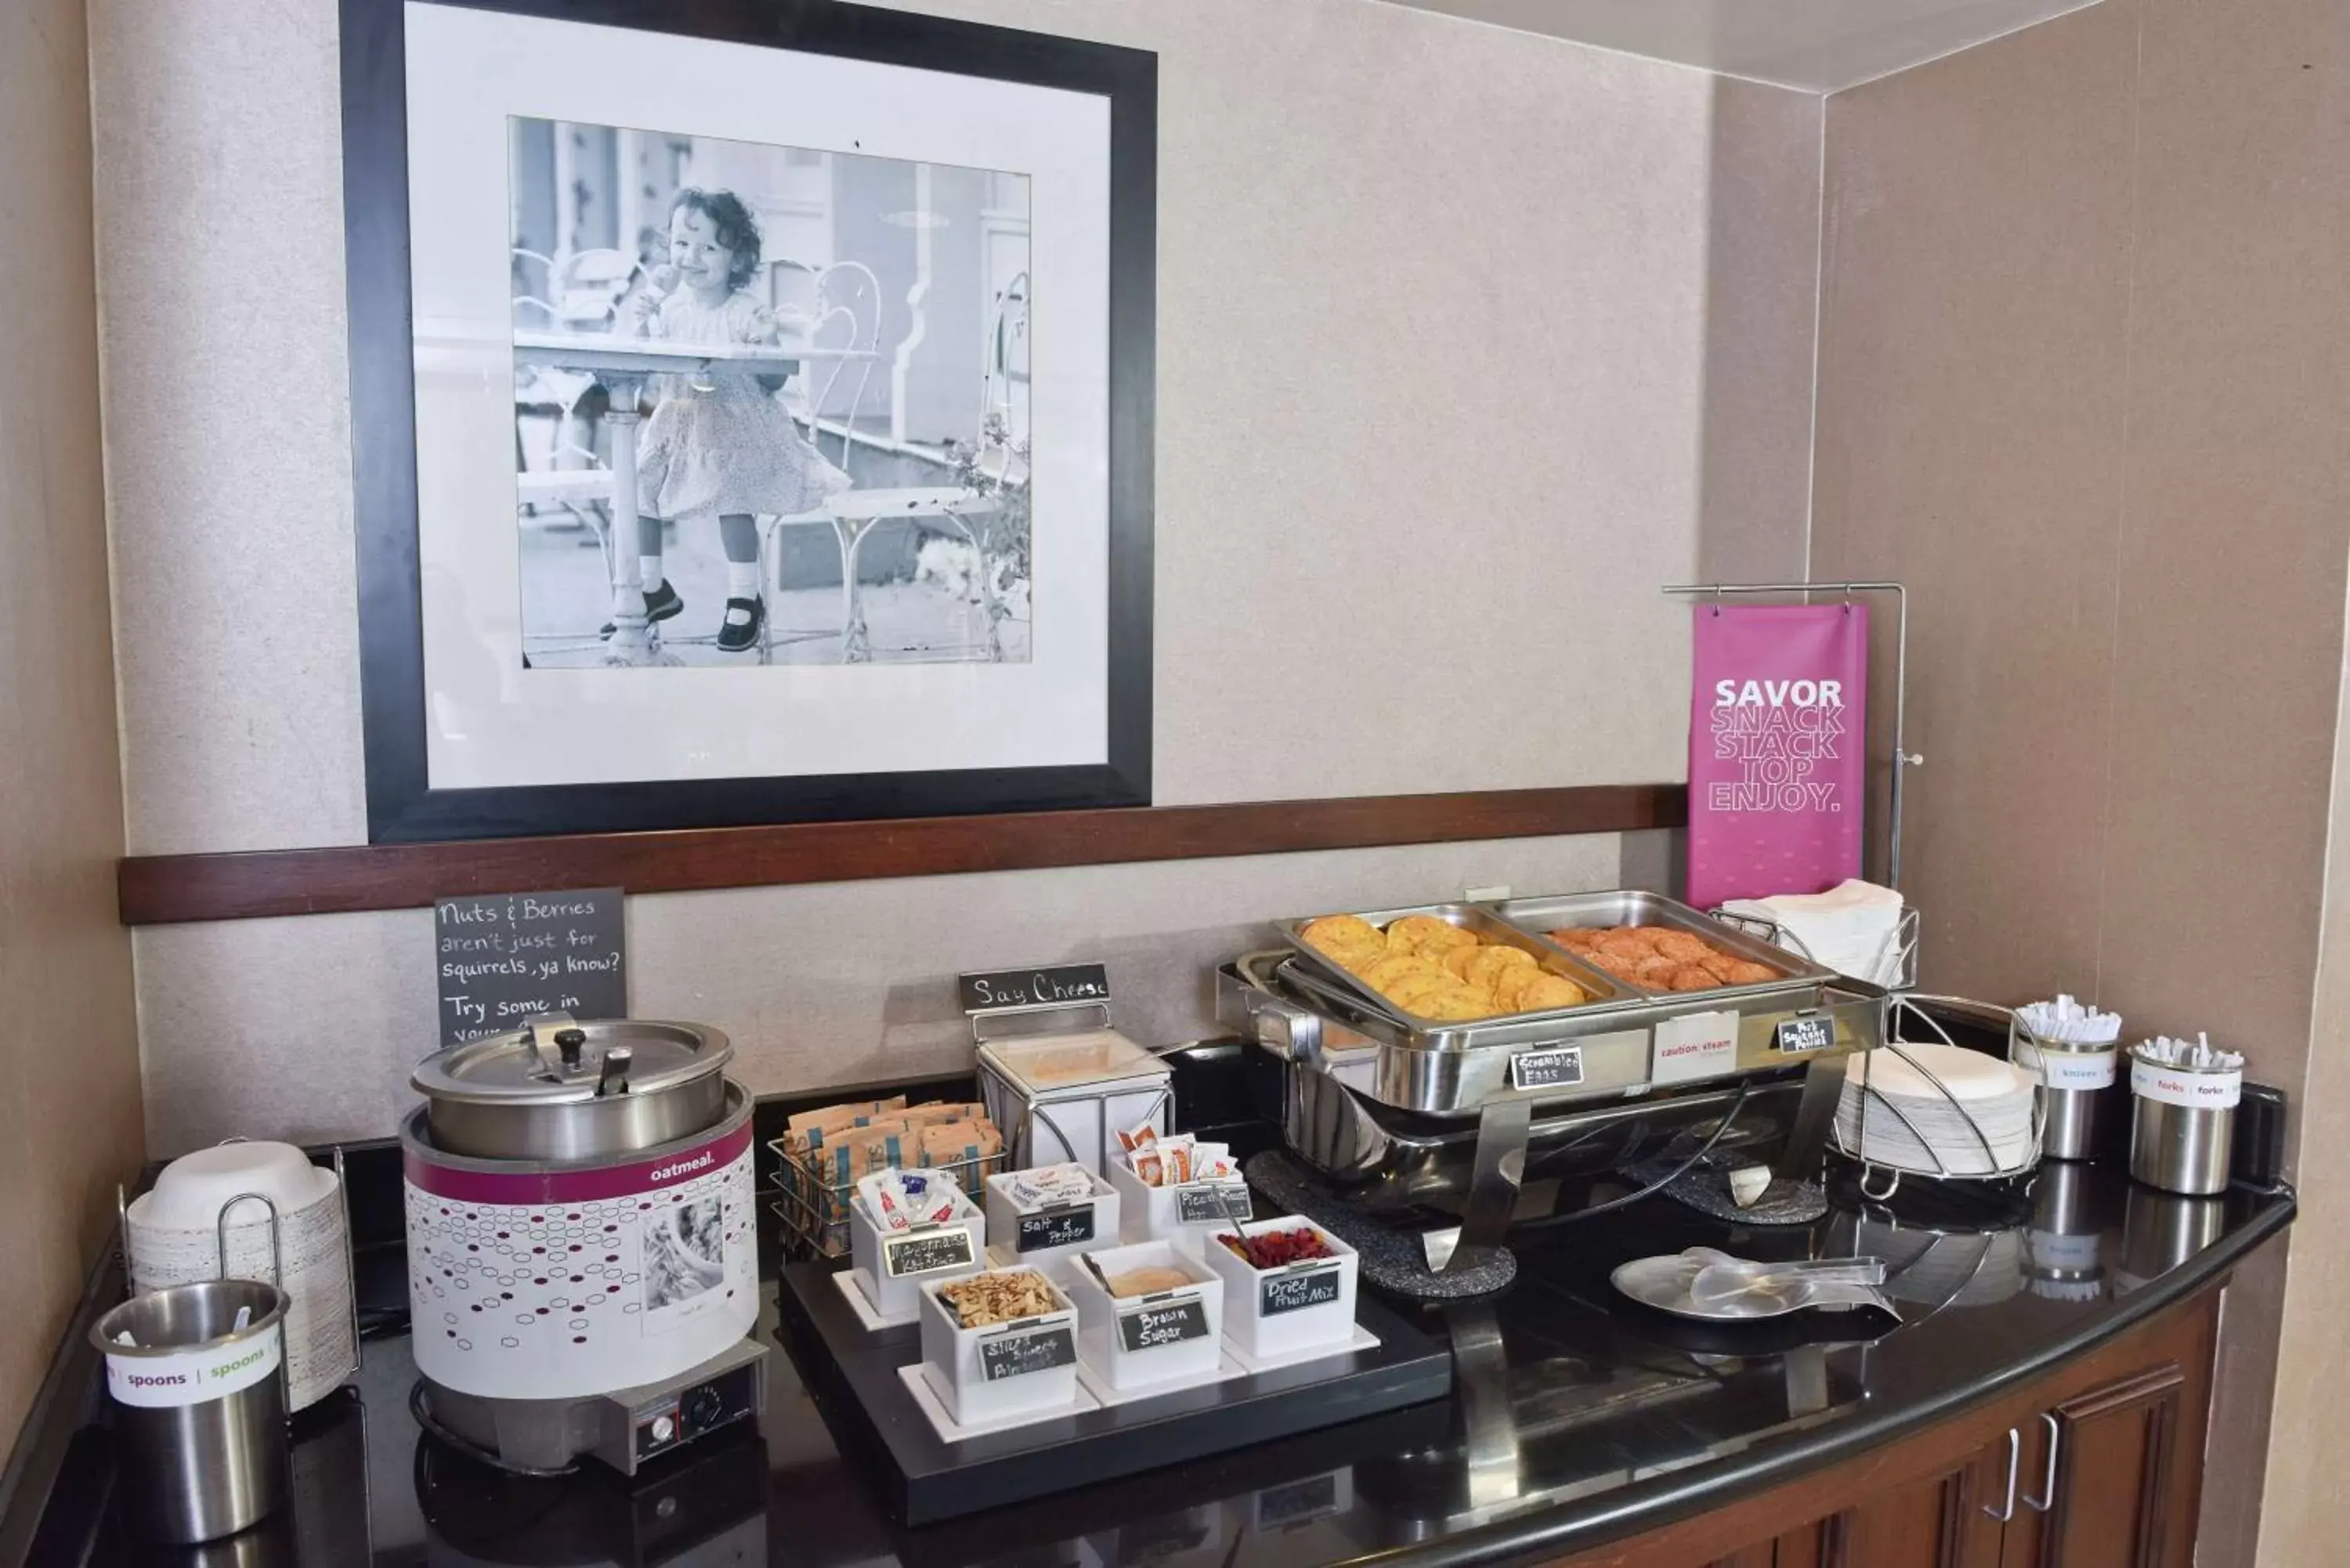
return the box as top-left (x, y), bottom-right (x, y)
top-left (716, 596), bottom-right (765, 653)
top-left (601, 579), bottom-right (684, 638)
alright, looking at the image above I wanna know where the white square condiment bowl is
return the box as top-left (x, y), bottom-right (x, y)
top-left (1105, 1158), bottom-right (1253, 1255)
top-left (917, 1267), bottom-right (1080, 1425)
top-left (848, 1190), bottom-right (987, 1322)
top-left (1198, 1218), bottom-right (1358, 1360)
top-left (1063, 1240), bottom-right (1225, 1390)
top-left (983, 1168), bottom-right (1120, 1279)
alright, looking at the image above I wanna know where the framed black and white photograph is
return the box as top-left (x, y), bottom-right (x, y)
top-left (342, 0), bottom-right (1154, 841)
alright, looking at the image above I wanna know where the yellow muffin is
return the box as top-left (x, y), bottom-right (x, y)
top-left (1359, 952), bottom-right (1443, 994)
top-left (1491, 965), bottom-right (1542, 1010)
top-left (1416, 985), bottom-right (1497, 1022)
top-left (1462, 945), bottom-right (1537, 992)
top-left (1386, 915), bottom-right (1473, 955)
top-left (1301, 914), bottom-right (1386, 968)
top-left (1514, 974), bottom-right (1588, 1013)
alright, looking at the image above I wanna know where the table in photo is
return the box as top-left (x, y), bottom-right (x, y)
top-left (512, 330), bottom-right (876, 667)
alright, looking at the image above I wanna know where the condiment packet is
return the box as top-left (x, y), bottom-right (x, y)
top-left (917, 1118), bottom-right (1003, 1171)
top-left (1157, 1134), bottom-right (1198, 1184)
top-left (815, 1120), bottom-right (915, 1187)
top-left (1186, 1142), bottom-right (1235, 1181)
top-left (856, 1166), bottom-right (964, 1231)
top-left (1129, 1143), bottom-right (1167, 1187)
top-left (1117, 1117), bottom-right (1161, 1153)
top-left (1010, 1162), bottom-right (1095, 1210)
top-left (784, 1096), bottom-right (909, 1154)
top-left (895, 1101), bottom-right (986, 1133)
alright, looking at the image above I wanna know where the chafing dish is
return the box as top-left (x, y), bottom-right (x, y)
top-left (1221, 894), bottom-right (1892, 1273)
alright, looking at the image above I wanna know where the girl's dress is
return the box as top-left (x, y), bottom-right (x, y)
top-left (635, 289), bottom-right (851, 523)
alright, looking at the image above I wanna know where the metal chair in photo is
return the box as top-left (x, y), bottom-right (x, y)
top-left (759, 273), bottom-right (1030, 666)
top-left (510, 267), bottom-right (644, 661)
top-left (754, 261), bottom-right (887, 663)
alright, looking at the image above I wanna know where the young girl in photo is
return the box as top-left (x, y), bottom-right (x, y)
top-left (619, 187), bottom-right (849, 653)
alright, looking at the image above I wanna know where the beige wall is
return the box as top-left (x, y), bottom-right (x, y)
top-left (90, 0), bottom-right (1820, 1151)
top-left (1805, 2), bottom-right (2350, 1562)
top-left (0, 0), bottom-right (146, 1437)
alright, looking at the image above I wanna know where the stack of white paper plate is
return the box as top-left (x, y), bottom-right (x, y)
top-left (1835, 1043), bottom-right (2037, 1176)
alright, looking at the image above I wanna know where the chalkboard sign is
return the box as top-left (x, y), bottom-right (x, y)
top-left (1776, 1015), bottom-right (1835, 1054)
top-left (435, 888), bottom-right (626, 1046)
top-left (1175, 1182), bottom-right (1253, 1224)
top-left (1260, 1264), bottom-right (1343, 1317)
top-left (979, 1321), bottom-right (1076, 1382)
top-left (1509, 1045), bottom-right (1584, 1093)
top-left (883, 1226), bottom-right (977, 1280)
top-left (1015, 1203), bottom-right (1097, 1252)
top-left (1115, 1294), bottom-right (1209, 1353)
top-left (958, 963), bottom-right (1111, 1015)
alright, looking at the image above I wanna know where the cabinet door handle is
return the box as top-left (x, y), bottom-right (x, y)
top-left (2021, 1412), bottom-right (2060, 1512)
top-left (1980, 1426), bottom-right (2021, 1522)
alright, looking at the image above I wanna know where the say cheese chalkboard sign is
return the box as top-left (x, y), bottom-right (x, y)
top-left (1015, 1203), bottom-right (1097, 1252)
top-left (1115, 1294), bottom-right (1209, 1353)
top-left (1260, 1263), bottom-right (1343, 1317)
top-left (883, 1226), bottom-right (977, 1280)
top-left (958, 963), bottom-right (1111, 1015)
top-left (980, 1321), bottom-right (1076, 1381)
top-left (435, 887), bottom-right (626, 1046)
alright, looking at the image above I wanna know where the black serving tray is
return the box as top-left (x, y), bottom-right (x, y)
top-left (775, 1260), bottom-right (1452, 1525)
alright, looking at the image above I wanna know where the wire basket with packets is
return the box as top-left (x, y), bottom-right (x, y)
top-left (770, 1097), bottom-right (1008, 1260)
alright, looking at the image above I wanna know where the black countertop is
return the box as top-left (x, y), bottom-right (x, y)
top-left (121, 1157), bottom-right (2285, 1568)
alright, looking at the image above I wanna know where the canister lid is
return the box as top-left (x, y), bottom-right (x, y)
top-left (412, 1015), bottom-right (732, 1107)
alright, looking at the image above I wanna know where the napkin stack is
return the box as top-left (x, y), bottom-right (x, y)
top-left (1718, 879), bottom-right (1906, 985)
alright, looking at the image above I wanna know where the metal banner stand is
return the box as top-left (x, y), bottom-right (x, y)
top-left (1659, 580), bottom-right (1919, 892)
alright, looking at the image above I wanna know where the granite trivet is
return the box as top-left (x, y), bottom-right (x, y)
top-left (1244, 1151), bottom-right (1517, 1300)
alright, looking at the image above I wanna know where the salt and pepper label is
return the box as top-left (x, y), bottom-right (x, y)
top-left (2131, 1059), bottom-right (2242, 1111)
top-left (957, 963), bottom-right (1110, 1015)
top-left (1175, 1182), bottom-right (1253, 1224)
top-left (1115, 1293), bottom-right (1210, 1353)
top-left (979, 1320), bottom-right (1076, 1381)
top-left (1509, 1046), bottom-right (1584, 1093)
top-left (1015, 1203), bottom-right (1096, 1252)
top-left (1653, 1010), bottom-right (1740, 1085)
top-left (1775, 1015), bottom-right (1835, 1053)
top-left (105, 1327), bottom-right (283, 1410)
top-left (1260, 1264), bottom-right (1343, 1317)
top-left (883, 1226), bottom-right (976, 1279)
top-left (2016, 1043), bottom-right (2118, 1091)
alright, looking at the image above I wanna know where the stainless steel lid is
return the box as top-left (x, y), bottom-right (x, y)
top-left (411, 1014), bottom-right (732, 1107)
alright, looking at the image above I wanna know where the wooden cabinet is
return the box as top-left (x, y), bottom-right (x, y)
top-left (1541, 1288), bottom-right (2218, 1568)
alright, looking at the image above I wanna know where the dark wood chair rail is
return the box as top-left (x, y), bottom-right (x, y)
top-left (115, 783), bottom-right (1687, 925)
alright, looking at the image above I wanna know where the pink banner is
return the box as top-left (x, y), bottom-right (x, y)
top-left (1686, 604), bottom-right (1867, 910)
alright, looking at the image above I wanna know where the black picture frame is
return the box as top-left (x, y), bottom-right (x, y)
top-left (340, 0), bottom-right (1155, 843)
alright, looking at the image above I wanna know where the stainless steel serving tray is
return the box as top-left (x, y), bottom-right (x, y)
top-left (1276, 903), bottom-right (1629, 1045)
top-left (1484, 891), bottom-right (1830, 1005)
